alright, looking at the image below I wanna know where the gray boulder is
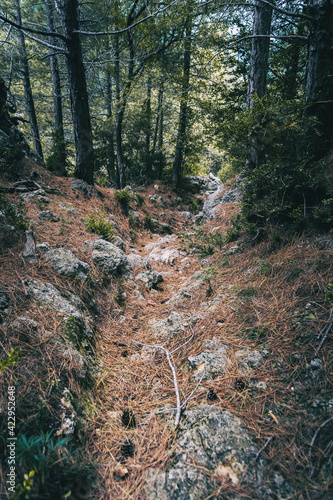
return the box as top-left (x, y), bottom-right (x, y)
top-left (22, 230), bottom-right (38, 263)
top-left (44, 247), bottom-right (89, 281)
top-left (196, 187), bottom-right (241, 223)
top-left (146, 405), bottom-right (263, 500)
top-left (85, 239), bottom-right (128, 275)
top-left (38, 210), bottom-right (60, 222)
top-left (20, 189), bottom-right (50, 204)
top-left (127, 253), bottom-right (151, 270)
top-left (70, 179), bottom-right (90, 196)
top-left (26, 280), bottom-right (93, 344)
top-left (235, 348), bottom-right (264, 375)
top-left (188, 338), bottom-right (229, 381)
top-left (135, 270), bottom-right (163, 290)
top-left (150, 311), bottom-right (202, 339)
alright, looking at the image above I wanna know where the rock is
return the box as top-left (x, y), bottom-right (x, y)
top-left (146, 405), bottom-right (263, 500)
top-left (26, 279), bottom-right (82, 317)
top-left (0, 224), bottom-right (18, 247)
top-left (22, 230), bottom-right (38, 263)
top-left (166, 280), bottom-right (203, 305)
top-left (145, 235), bottom-right (180, 264)
top-left (70, 179), bottom-right (90, 196)
top-left (180, 211), bottom-right (192, 221)
top-left (135, 271), bottom-right (163, 290)
top-left (188, 339), bottom-right (229, 381)
top-left (20, 189), bottom-right (50, 204)
top-left (200, 293), bottom-right (229, 310)
top-left (113, 236), bottom-right (126, 252)
top-left (36, 242), bottom-right (51, 253)
top-left (196, 187), bottom-right (241, 223)
top-left (149, 194), bottom-right (167, 207)
top-left (235, 348), bottom-right (264, 375)
top-left (58, 203), bottom-right (79, 214)
top-left (184, 174), bottom-right (223, 194)
top-left (37, 210), bottom-right (60, 222)
top-left (128, 210), bottom-right (141, 226)
top-left (44, 248), bottom-right (89, 281)
top-left (85, 239), bottom-right (128, 275)
top-left (8, 316), bottom-right (39, 341)
top-left (150, 311), bottom-right (202, 339)
top-left (0, 292), bottom-right (13, 322)
top-left (127, 253), bottom-right (151, 270)
top-left (57, 388), bottom-right (76, 435)
top-left (148, 248), bottom-right (180, 265)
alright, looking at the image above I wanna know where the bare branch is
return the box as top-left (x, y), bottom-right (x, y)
top-left (74, 0), bottom-right (180, 36)
top-left (256, 0), bottom-right (313, 21)
top-left (0, 12), bottom-right (67, 41)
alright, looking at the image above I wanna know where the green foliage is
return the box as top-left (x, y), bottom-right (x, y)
top-left (144, 212), bottom-right (154, 230)
top-left (85, 212), bottom-right (115, 241)
top-left (217, 95), bottom-right (332, 233)
top-left (114, 278), bottom-right (125, 305)
top-left (0, 348), bottom-right (21, 372)
top-left (135, 193), bottom-right (146, 206)
top-left (13, 470), bottom-right (35, 500)
top-left (114, 189), bottom-right (133, 214)
top-left (325, 283), bottom-right (333, 303)
top-left (0, 196), bottom-right (29, 231)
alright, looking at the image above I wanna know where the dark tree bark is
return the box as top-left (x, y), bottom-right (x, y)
top-left (14, 0), bottom-right (44, 161)
top-left (304, 0), bottom-right (333, 156)
top-left (172, 16), bottom-right (192, 188)
top-left (114, 32), bottom-right (125, 188)
top-left (105, 67), bottom-right (116, 184)
top-left (246, 0), bottom-right (273, 109)
top-left (246, 0), bottom-right (273, 170)
top-left (56, 0), bottom-right (94, 185)
top-left (152, 80), bottom-right (164, 180)
top-left (145, 74), bottom-right (152, 178)
top-left (45, 0), bottom-right (66, 174)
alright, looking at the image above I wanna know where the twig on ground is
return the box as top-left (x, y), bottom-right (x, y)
top-left (132, 328), bottom-right (200, 426)
top-left (254, 436), bottom-right (273, 462)
top-left (316, 306), bottom-right (333, 354)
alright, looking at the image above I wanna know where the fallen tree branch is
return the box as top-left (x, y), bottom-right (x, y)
top-left (132, 329), bottom-right (201, 426)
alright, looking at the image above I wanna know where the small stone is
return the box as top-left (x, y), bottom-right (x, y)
top-left (38, 210), bottom-right (60, 222)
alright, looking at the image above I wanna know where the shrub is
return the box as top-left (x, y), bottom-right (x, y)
top-left (114, 189), bottom-right (133, 214)
top-left (85, 212), bottom-right (114, 241)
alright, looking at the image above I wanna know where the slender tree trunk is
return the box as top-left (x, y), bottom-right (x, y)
top-left (56, 0), bottom-right (94, 185)
top-left (105, 68), bottom-right (116, 183)
top-left (114, 33), bottom-right (125, 188)
top-left (157, 82), bottom-right (164, 180)
top-left (246, 0), bottom-right (273, 109)
top-left (45, 0), bottom-right (66, 174)
top-left (172, 16), bottom-right (192, 188)
top-left (152, 80), bottom-right (164, 179)
top-left (304, 0), bottom-right (333, 156)
top-left (145, 74), bottom-right (152, 178)
top-left (283, 18), bottom-right (305, 100)
top-left (15, 0), bottom-right (44, 161)
top-left (246, 0), bottom-right (273, 170)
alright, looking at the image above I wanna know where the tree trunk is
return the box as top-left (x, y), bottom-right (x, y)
top-left (152, 80), bottom-right (164, 179)
top-left (56, 0), bottom-right (94, 185)
top-left (15, 0), bottom-right (44, 161)
top-left (45, 0), bottom-right (66, 174)
top-left (105, 67), bottom-right (116, 184)
top-left (145, 74), bottom-right (152, 178)
top-left (172, 16), bottom-right (192, 188)
top-left (304, 0), bottom-right (333, 156)
top-left (114, 33), bottom-right (125, 188)
top-left (246, 0), bottom-right (273, 109)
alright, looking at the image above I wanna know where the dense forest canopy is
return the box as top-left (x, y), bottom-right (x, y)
top-left (0, 0), bottom-right (332, 228)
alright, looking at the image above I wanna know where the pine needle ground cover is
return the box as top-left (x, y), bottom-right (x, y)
top-left (0, 161), bottom-right (332, 499)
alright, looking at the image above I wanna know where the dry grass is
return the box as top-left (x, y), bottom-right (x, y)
top-left (1, 161), bottom-right (332, 499)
